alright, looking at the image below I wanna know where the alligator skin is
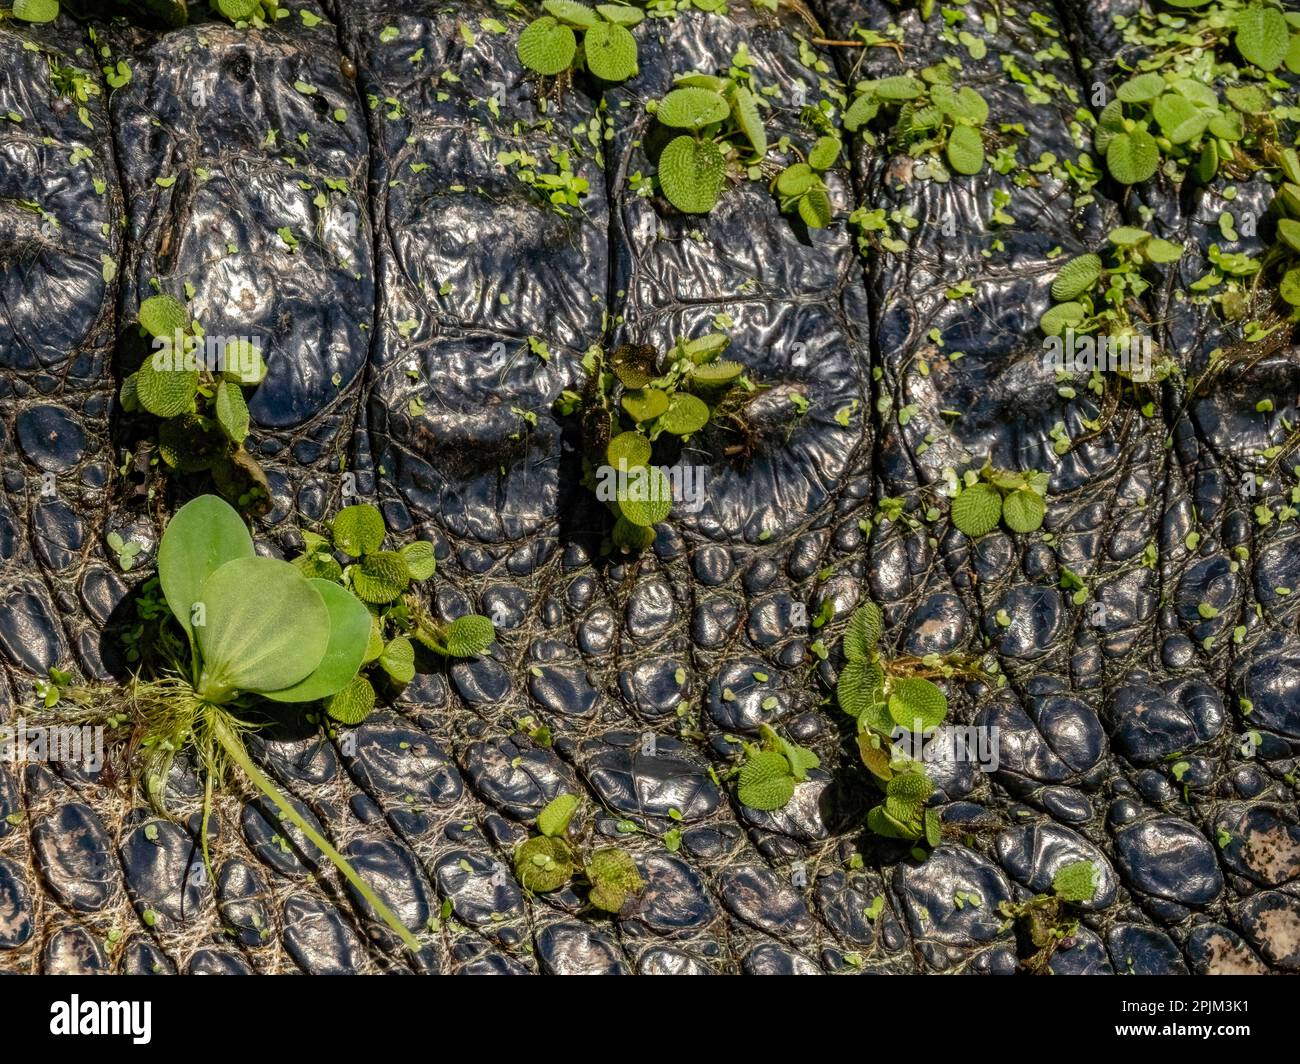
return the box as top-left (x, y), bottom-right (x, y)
top-left (0, 0), bottom-right (1296, 974)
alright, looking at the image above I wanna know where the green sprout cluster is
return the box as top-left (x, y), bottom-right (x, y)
top-left (998, 858), bottom-right (1099, 973)
top-left (555, 331), bottom-right (751, 551)
top-left (1042, 226), bottom-right (1187, 339)
top-left (735, 723), bottom-right (820, 811)
top-left (119, 294), bottom-right (271, 515)
top-left (836, 602), bottom-right (948, 844)
top-left (949, 462), bottom-right (1048, 538)
top-left (513, 793), bottom-right (645, 913)
top-left (1096, 71), bottom-right (1281, 186)
top-left (515, 1), bottom-right (641, 82)
top-left (650, 74), bottom-right (769, 214)
top-left (772, 134), bottom-right (841, 229)
top-left (293, 503), bottom-right (495, 725)
top-left (843, 66), bottom-right (990, 179)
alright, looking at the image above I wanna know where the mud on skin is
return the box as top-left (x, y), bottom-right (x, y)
top-left (0, 0), bottom-right (1297, 975)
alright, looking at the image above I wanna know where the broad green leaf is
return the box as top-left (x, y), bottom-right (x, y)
top-left (728, 84), bottom-right (767, 157)
top-left (261, 579), bottom-right (372, 702)
top-left (617, 465), bottom-right (672, 526)
top-left (1194, 139), bottom-right (1219, 183)
top-left (858, 733), bottom-right (893, 780)
top-left (1002, 488), bottom-right (1045, 533)
top-left (517, 16), bottom-right (577, 75)
top-left (13, 0), bottom-right (60, 23)
top-left (137, 294), bottom-right (187, 338)
top-left (690, 359), bottom-right (744, 386)
top-left (399, 540), bottom-right (436, 581)
top-left (1052, 859), bottom-right (1098, 903)
top-left (684, 332), bottom-right (730, 362)
top-left (363, 613), bottom-right (384, 664)
top-left (659, 391), bottom-right (710, 435)
top-left (217, 0), bottom-right (258, 18)
top-left (776, 163), bottom-right (817, 198)
top-left (445, 614), bottom-right (495, 656)
top-left (621, 387), bottom-right (669, 422)
top-left (951, 482), bottom-right (1002, 537)
top-left (1225, 85), bottom-right (1267, 115)
top-left (515, 835), bottom-right (574, 892)
top-left (655, 86), bottom-right (729, 129)
top-left (1051, 254), bottom-right (1102, 301)
top-left (1107, 226), bottom-right (1151, 246)
top-left (585, 847), bottom-right (643, 912)
top-left (945, 122), bottom-right (984, 175)
top-left (157, 494), bottom-right (254, 643)
top-left (1280, 266), bottom-right (1300, 307)
top-left (924, 807), bottom-right (942, 847)
top-left (842, 92), bottom-right (879, 132)
top-left (837, 659), bottom-right (882, 717)
top-left (1288, 33), bottom-right (1300, 75)
top-left (872, 75), bottom-right (922, 100)
top-left (542, 0), bottom-right (598, 27)
top-left (885, 768), bottom-right (933, 827)
top-left (583, 20), bottom-right (637, 81)
top-left (807, 135), bottom-right (841, 171)
top-left (596, 4), bottom-right (643, 26)
top-left (1236, 4), bottom-right (1289, 71)
top-left (537, 793), bottom-right (579, 837)
top-left (350, 551), bottom-right (410, 604)
top-left (378, 635), bottom-right (415, 683)
top-left (798, 187), bottom-right (833, 228)
top-left (887, 677), bottom-right (948, 731)
top-left (327, 674), bottom-right (376, 725)
top-left (1116, 73), bottom-right (1165, 104)
top-left (1106, 128), bottom-right (1160, 185)
top-left (134, 356), bottom-right (198, 418)
top-left (950, 86), bottom-right (989, 124)
top-left (196, 557), bottom-right (330, 695)
top-left (1152, 93), bottom-right (1207, 144)
top-left (1040, 301), bottom-right (1086, 337)
top-left (213, 380), bottom-right (249, 443)
top-left (658, 135), bottom-right (725, 214)
top-left (332, 503), bottom-right (385, 556)
top-left (1145, 238), bottom-right (1185, 263)
top-left (737, 749), bottom-right (796, 810)
top-left (1278, 218), bottom-right (1300, 254)
top-left (607, 430), bottom-right (652, 469)
top-left (868, 803), bottom-right (918, 839)
top-left (843, 601), bottom-right (883, 659)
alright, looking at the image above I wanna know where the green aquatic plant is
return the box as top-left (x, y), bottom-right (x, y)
top-left (293, 502), bottom-right (496, 725)
top-left (772, 135), bottom-right (841, 229)
top-left (843, 66), bottom-right (990, 179)
top-left (835, 601), bottom-right (949, 844)
top-left (555, 330), bottom-right (754, 551)
top-left (649, 71), bottom-right (769, 214)
top-left (513, 793), bottom-right (645, 913)
top-left (1096, 70), bottom-right (1282, 187)
top-left (119, 293), bottom-right (271, 514)
top-left (949, 461), bottom-right (1048, 537)
top-left (998, 858), bottom-right (1099, 972)
top-left (734, 723), bottom-right (820, 811)
top-left (516, 1), bottom-right (641, 82)
top-left (35, 495), bottom-right (421, 955)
